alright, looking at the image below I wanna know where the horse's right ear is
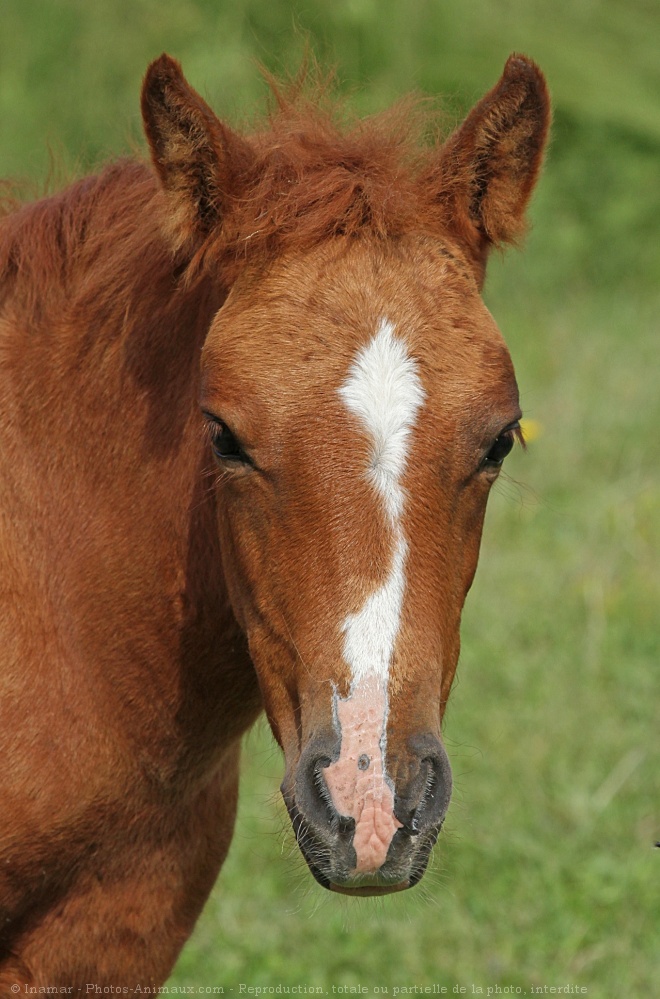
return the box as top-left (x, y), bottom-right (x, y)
top-left (141, 54), bottom-right (256, 251)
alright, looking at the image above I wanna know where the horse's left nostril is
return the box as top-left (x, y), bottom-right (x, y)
top-left (394, 736), bottom-right (453, 836)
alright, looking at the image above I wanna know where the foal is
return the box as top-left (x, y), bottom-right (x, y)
top-left (0, 54), bottom-right (549, 983)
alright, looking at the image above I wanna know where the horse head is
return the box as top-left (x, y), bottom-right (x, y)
top-left (141, 53), bottom-right (549, 895)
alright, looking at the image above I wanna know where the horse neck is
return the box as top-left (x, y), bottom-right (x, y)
top-left (0, 168), bottom-right (262, 777)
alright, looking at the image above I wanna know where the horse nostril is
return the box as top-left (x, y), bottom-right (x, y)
top-left (417, 750), bottom-right (452, 830)
top-left (292, 735), bottom-right (344, 832)
top-left (313, 756), bottom-right (332, 783)
top-left (311, 757), bottom-right (334, 813)
top-left (411, 757), bottom-right (440, 831)
top-left (394, 736), bottom-right (453, 836)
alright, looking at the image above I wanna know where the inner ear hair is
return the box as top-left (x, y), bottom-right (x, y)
top-left (434, 54), bottom-right (551, 272)
top-left (141, 53), bottom-right (254, 247)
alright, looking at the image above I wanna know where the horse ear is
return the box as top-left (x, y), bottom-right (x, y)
top-left (432, 54), bottom-right (550, 279)
top-left (141, 54), bottom-right (256, 250)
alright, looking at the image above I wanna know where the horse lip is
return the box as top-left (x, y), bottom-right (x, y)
top-left (281, 758), bottom-right (439, 895)
top-left (308, 862), bottom-right (332, 890)
top-left (282, 782), bottom-right (434, 895)
top-left (329, 880), bottom-right (410, 896)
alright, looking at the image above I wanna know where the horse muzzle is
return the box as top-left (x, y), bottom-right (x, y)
top-left (281, 731), bottom-right (452, 895)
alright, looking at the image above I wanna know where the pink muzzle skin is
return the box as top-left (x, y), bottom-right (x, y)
top-left (323, 675), bottom-right (402, 876)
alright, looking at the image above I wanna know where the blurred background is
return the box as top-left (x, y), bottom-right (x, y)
top-left (1, 1), bottom-right (657, 994)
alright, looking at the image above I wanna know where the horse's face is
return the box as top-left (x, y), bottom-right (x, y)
top-left (142, 53), bottom-right (549, 893)
top-left (199, 237), bottom-right (520, 892)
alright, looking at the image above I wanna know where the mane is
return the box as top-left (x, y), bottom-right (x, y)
top-left (0, 77), bottom-right (456, 316)
top-left (0, 163), bottom-right (164, 323)
top-left (195, 80), bottom-right (452, 276)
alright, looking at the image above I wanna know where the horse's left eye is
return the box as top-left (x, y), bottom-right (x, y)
top-left (482, 425), bottom-right (519, 469)
top-left (204, 415), bottom-right (248, 463)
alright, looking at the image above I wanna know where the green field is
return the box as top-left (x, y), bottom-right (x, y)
top-left (1, 2), bottom-right (658, 996)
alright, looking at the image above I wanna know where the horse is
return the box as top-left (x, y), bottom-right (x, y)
top-left (0, 52), bottom-right (549, 985)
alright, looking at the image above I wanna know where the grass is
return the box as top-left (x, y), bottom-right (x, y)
top-left (1, 2), bottom-right (658, 996)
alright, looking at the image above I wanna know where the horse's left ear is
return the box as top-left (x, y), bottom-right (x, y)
top-left (141, 54), bottom-right (256, 251)
top-left (431, 54), bottom-right (550, 279)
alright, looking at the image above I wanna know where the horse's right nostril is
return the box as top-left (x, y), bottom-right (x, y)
top-left (311, 758), bottom-right (357, 837)
top-left (293, 736), bottom-right (345, 831)
top-left (312, 756), bottom-right (340, 819)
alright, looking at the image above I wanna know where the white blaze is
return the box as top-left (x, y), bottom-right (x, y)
top-left (338, 318), bottom-right (425, 685)
top-left (325, 318), bottom-right (425, 876)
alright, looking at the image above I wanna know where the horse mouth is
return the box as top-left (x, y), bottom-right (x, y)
top-left (283, 779), bottom-right (439, 895)
top-left (308, 859), bottom-right (412, 896)
top-left (329, 880), bottom-right (410, 896)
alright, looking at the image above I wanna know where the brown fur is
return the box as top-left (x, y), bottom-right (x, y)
top-left (141, 53), bottom-right (549, 282)
top-left (0, 53), bottom-right (549, 985)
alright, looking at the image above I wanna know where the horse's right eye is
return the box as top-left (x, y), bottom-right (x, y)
top-left (203, 414), bottom-right (249, 464)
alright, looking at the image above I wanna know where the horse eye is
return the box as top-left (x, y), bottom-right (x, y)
top-left (204, 415), bottom-right (248, 463)
top-left (482, 426), bottom-right (518, 469)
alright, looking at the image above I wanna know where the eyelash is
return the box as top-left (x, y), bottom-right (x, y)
top-left (204, 414), bottom-right (250, 464)
top-left (202, 414), bottom-right (523, 475)
top-left (481, 422), bottom-right (524, 469)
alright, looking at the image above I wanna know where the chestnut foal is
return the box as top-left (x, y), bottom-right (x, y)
top-left (0, 54), bottom-right (549, 984)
